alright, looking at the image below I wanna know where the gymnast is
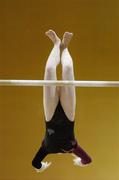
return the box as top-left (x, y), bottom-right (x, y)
top-left (32, 30), bottom-right (92, 172)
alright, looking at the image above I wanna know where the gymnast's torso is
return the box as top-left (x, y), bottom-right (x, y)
top-left (43, 100), bottom-right (77, 153)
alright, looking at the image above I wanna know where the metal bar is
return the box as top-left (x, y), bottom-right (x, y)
top-left (0, 80), bottom-right (119, 87)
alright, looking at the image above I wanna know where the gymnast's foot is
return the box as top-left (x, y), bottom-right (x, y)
top-left (45, 30), bottom-right (61, 45)
top-left (61, 32), bottom-right (73, 49)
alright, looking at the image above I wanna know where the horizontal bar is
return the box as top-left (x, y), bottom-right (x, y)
top-left (0, 80), bottom-right (119, 87)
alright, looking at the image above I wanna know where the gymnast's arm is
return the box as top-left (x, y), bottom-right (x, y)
top-left (72, 144), bottom-right (92, 165)
top-left (32, 143), bottom-right (51, 171)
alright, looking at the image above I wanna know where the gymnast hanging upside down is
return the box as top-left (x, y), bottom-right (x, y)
top-left (32, 30), bottom-right (92, 172)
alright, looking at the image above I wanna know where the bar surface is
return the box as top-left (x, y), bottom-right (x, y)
top-left (0, 80), bottom-right (119, 87)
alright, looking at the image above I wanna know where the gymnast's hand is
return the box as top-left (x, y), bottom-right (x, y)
top-left (72, 154), bottom-right (87, 167)
top-left (35, 161), bottom-right (52, 172)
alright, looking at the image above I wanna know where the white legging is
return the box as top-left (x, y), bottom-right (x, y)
top-left (43, 43), bottom-right (76, 122)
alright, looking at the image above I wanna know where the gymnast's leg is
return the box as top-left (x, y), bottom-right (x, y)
top-left (43, 30), bottom-right (61, 122)
top-left (60, 32), bottom-right (76, 121)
